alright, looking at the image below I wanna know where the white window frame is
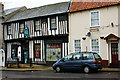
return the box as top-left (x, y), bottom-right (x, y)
top-left (91, 39), bottom-right (100, 54)
top-left (73, 40), bottom-right (81, 53)
top-left (90, 10), bottom-right (100, 27)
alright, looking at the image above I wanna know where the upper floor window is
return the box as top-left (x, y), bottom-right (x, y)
top-left (19, 21), bottom-right (24, 33)
top-left (74, 40), bottom-right (81, 53)
top-left (7, 24), bottom-right (12, 35)
top-left (41, 17), bottom-right (47, 24)
top-left (91, 39), bottom-right (99, 53)
top-left (90, 11), bottom-right (100, 27)
top-left (50, 16), bottom-right (56, 30)
top-left (35, 20), bottom-right (41, 31)
top-left (58, 15), bottom-right (67, 21)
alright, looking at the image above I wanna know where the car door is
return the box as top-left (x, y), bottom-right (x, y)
top-left (72, 53), bottom-right (83, 70)
top-left (62, 54), bottom-right (74, 70)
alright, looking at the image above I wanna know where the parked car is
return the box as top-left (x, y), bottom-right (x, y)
top-left (53, 52), bottom-right (102, 73)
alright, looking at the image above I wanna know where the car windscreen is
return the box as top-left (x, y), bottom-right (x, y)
top-left (93, 53), bottom-right (101, 60)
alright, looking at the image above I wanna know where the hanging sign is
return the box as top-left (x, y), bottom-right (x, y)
top-left (24, 29), bottom-right (29, 37)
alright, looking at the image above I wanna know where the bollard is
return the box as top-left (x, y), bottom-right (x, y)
top-left (29, 58), bottom-right (32, 67)
top-left (17, 58), bottom-right (19, 68)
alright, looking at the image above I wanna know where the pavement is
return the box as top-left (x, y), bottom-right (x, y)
top-left (1, 64), bottom-right (120, 72)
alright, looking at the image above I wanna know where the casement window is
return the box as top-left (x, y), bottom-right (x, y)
top-left (7, 24), bottom-right (12, 35)
top-left (74, 40), bottom-right (81, 53)
top-left (90, 11), bottom-right (100, 27)
top-left (34, 40), bottom-right (41, 61)
top-left (50, 16), bottom-right (57, 30)
top-left (58, 15), bottom-right (67, 21)
top-left (35, 20), bottom-right (41, 31)
top-left (91, 39), bottom-right (99, 53)
top-left (19, 22), bottom-right (24, 33)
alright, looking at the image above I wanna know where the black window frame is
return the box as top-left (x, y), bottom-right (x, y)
top-left (50, 16), bottom-right (57, 30)
top-left (19, 21), bottom-right (25, 34)
top-left (34, 19), bottom-right (41, 31)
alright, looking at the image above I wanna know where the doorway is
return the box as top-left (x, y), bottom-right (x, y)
top-left (111, 43), bottom-right (118, 64)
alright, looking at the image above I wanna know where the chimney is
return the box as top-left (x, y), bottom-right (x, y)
top-left (0, 2), bottom-right (4, 17)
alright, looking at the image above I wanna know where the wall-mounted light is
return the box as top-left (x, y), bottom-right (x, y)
top-left (82, 37), bottom-right (86, 40)
top-left (100, 36), bottom-right (104, 39)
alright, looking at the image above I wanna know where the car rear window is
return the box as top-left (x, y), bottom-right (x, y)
top-left (93, 53), bottom-right (101, 60)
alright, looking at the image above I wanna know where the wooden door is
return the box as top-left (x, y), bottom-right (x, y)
top-left (111, 43), bottom-right (118, 63)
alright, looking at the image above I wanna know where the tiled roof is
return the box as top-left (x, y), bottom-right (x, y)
top-left (4, 6), bottom-right (26, 16)
top-left (69, 1), bottom-right (120, 12)
top-left (5, 2), bottom-right (70, 23)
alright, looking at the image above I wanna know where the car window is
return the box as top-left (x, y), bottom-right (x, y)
top-left (64, 55), bottom-right (72, 61)
top-left (93, 53), bottom-right (101, 60)
top-left (83, 53), bottom-right (93, 60)
top-left (73, 54), bottom-right (82, 60)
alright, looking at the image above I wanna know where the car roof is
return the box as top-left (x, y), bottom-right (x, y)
top-left (70, 52), bottom-right (97, 55)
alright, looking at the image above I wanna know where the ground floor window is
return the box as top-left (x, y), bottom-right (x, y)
top-left (74, 40), bottom-right (81, 53)
top-left (34, 40), bottom-right (41, 61)
top-left (91, 39), bottom-right (99, 53)
top-left (46, 43), bottom-right (62, 61)
top-left (11, 44), bottom-right (17, 59)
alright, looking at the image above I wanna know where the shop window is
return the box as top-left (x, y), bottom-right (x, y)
top-left (50, 16), bottom-right (57, 30)
top-left (35, 20), bottom-right (41, 31)
top-left (34, 40), bottom-right (41, 61)
top-left (19, 21), bottom-right (24, 33)
top-left (91, 39), bottom-right (99, 53)
top-left (7, 24), bottom-right (12, 35)
top-left (46, 43), bottom-right (61, 61)
top-left (11, 45), bottom-right (17, 59)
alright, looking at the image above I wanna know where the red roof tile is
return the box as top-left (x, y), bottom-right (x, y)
top-left (69, 1), bottom-right (120, 12)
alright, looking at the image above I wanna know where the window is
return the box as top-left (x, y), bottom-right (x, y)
top-left (83, 53), bottom-right (93, 60)
top-left (58, 15), bottom-right (67, 21)
top-left (90, 11), bottom-right (100, 27)
top-left (64, 54), bottom-right (72, 61)
top-left (73, 54), bottom-right (82, 60)
top-left (46, 43), bottom-right (61, 61)
top-left (91, 39), bottom-right (99, 53)
top-left (19, 22), bottom-right (24, 33)
top-left (7, 24), bottom-right (12, 35)
top-left (35, 20), bottom-right (41, 31)
top-left (50, 17), bottom-right (56, 30)
top-left (34, 40), bottom-right (41, 59)
top-left (74, 40), bottom-right (81, 53)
